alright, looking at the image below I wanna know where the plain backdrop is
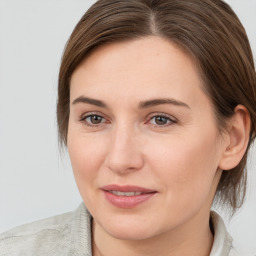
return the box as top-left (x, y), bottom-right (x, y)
top-left (0, 0), bottom-right (255, 255)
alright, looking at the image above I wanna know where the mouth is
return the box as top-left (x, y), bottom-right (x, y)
top-left (108, 191), bottom-right (150, 196)
top-left (101, 185), bottom-right (157, 208)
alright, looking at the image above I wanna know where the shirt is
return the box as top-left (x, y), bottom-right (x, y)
top-left (0, 203), bottom-right (241, 256)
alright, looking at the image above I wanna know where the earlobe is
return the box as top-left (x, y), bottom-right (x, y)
top-left (218, 105), bottom-right (251, 171)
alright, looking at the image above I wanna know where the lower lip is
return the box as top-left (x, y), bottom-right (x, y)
top-left (102, 190), bottom-right (156, 209)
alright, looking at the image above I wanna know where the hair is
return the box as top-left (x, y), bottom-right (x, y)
top-left (57, 0), bottom-right (256, 212)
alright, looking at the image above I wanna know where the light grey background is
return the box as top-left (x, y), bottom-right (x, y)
top-left (0, 0), bottom-right (255, 255)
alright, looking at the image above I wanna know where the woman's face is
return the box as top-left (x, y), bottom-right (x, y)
top-left (68, 36), bottom-right (227, 240)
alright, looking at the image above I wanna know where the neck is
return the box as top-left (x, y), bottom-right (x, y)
top-left (92, 211), bottom-right (213, 256)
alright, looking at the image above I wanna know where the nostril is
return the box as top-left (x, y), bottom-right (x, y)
top-left (104, 149), bottom-right (144, 173)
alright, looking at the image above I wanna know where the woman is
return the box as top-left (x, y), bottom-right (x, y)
top-left (1, 0), bottom-right (255, 255)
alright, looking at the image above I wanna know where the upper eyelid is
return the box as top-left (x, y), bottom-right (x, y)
top-left (80, 114), bottom-right (109, 127)
top-left (147, 112), bottom-right (177, 121)
top-left (82, 114), bottom-right (105, 120)
top-left (80, 111), bottom-right (105, 120)
top-left (78, 111), bottom-right (178, 123)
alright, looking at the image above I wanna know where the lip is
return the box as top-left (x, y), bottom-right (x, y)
top-left (101, 184), bottom-right (157, 209)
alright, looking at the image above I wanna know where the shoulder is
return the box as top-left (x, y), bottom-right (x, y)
top-left (210, 211), bottom-right (251, 256)
top-left (228, 247), bottom-right (252, 256)
top-left (0, 210), bottom-right (73, 256)
top-left (229, 246), bottom-right (255, 256)
top-left (228, 248), bottom-right (240, 256)
top-left (229, 249), bottom-right (240, 256)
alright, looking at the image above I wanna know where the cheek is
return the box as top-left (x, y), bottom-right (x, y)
top-left (67, 130), bottom-right (108, 191)
top-left (148, 131), bottom-right (221, 202)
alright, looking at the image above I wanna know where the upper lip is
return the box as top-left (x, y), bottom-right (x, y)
top-left (101, 184), bottom-right (157, 193)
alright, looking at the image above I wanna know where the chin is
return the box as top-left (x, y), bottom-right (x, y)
top-left (104, 224), bottom-right (156, 241)
top-left (95, 213), bottom-right (166, 241)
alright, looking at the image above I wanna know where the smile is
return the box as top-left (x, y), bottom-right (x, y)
top-left (101, 185), bottom-right (157, 208)
top-left (109, 191), bottom-right (145, 196)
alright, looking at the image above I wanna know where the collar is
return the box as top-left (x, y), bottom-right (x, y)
top-left (210, 211), bottom-right (233, 256)
top-left (68, 204), bottom-right (233, 256)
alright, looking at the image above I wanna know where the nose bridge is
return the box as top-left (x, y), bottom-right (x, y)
top-left (112, 122), bottom-right (131, 150)
top-left (104, 121), bottom-right (143, 173)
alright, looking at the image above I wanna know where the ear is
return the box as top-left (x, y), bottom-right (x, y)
top-left (218, 105), bottom-right (251, 171)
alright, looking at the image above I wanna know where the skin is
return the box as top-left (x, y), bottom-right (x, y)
top-left (67, 36), bottom-right (249, 256)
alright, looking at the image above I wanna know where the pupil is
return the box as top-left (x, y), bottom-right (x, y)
top-left (155, 116), bottom-right (167, 125)
top-left (91, 115), bottom-right (102, 124)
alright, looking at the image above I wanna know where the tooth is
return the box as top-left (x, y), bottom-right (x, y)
top-left (110, 191), bottom-right (142, 196)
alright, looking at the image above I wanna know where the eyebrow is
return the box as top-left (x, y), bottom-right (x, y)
top-left (72, 96), bottom-right (108, 108)
top-left (72, 96), bottom-right (190, 109)
top-left (139, 98), bottom-right (190, 109)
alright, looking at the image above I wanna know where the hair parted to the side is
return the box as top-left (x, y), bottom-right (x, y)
top-left (57, 0), bottom-right (256, 213)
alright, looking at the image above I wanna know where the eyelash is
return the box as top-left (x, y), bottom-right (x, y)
top-left (80, 113), bottom-right (109, 127)
top-left (147, 114), bottom-right (177, 127)
top-left (79, 113), bottom-right (177, 128)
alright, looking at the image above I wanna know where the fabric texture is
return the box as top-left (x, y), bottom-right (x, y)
top-left (0, 203), bottom-right (241, 256)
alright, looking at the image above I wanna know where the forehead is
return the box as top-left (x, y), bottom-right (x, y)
top-left (70, 36), bottom-right (208, 108)
top-left (73, 37), bottom-right (197, 77)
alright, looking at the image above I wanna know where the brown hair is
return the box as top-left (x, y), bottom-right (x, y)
top-left (57, 0), bottom-right (256, 212)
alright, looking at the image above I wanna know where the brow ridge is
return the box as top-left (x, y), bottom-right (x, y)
top-left (139, 98), bottom-right (190, 109)
top-left (72, 96), bottom-right (190, 110)
top-left (72, 96), bottom-right (108, 108)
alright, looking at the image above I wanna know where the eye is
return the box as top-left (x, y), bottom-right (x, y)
top-left (81, 114), bottom-right (107, 126)
top-left (148, 114), bottom-right (176, 126)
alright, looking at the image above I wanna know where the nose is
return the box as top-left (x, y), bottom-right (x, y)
top-left (104, 124), bottom-right (144, 174)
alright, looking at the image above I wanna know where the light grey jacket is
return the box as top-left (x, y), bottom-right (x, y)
top-left (0, 203), bottom-right (240, 256)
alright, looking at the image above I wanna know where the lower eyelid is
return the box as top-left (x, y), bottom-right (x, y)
top-left (80, 113), bottom-right (112, 128)
top-left (79, 112), bottom-right (177, 127)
